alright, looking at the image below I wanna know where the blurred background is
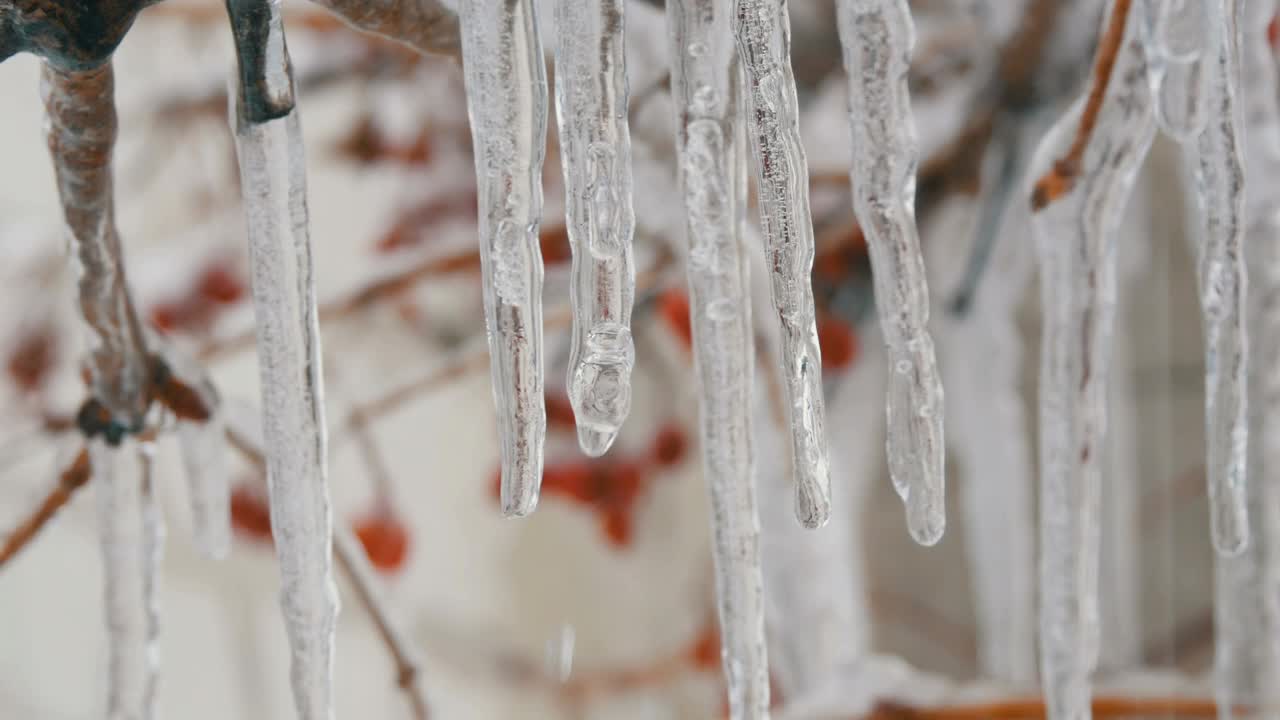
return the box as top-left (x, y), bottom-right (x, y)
top-left (0, 0), bottom-right (1224, 717)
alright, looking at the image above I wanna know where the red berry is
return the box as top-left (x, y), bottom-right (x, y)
top-left (197, 265), bottom-right (244, 304)
top-left (650, 423), bottom-right (688, 468)
top-left (354, 514), bottom-right (411, 574)
top-left (546, 393), bottom-right (577, 430)
top-left (689, 624), bottom-right (721, 671)
top-left (7, 329), bottom-right (56, 393)
top-left (230, 485), bottom-right (273, 542)
top-left (658, 289), bottom-right (693, 350)
top-left (540, 225), bottom-right (572, 264)
top-left (817, 313), bottom-right (859, 370)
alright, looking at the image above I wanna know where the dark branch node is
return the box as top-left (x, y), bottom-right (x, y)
top-left (226, 0), bottom-right (296, 123)
top-left (0, 0), bottom-right (155, 71)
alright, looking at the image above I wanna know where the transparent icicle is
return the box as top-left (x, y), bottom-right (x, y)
top-left (1030, 6), bottom-right (1155, 718)
top-left (1141, 0), bottom-right (1215, 139)
top-left (1215, 1), bottom-right (1280, 715)
top-left (667, 1), bottom-right (770, 717)
top-left (733, 0), bottom-right (831, 529)
top-left (41, 60), bottom-right (152, 434)
top-left (553, 0), bottom-right (637, 457)
top-left (931, 191), bottom-right (1036, 686)
top-left (838, 0), bottom-right (945, 545)
top-left (458, 0), bottom-right (549, 516)
top-left (1181, 0), bottom-right (1250, 558)
top-left (93, 440), bottom-right (163, 720)
top-left (227, 2), bottom-right (338, 717)
top-left (168, 351), bottom-right (231, 559)
top-left (177, 414), bottom-right (231, 560)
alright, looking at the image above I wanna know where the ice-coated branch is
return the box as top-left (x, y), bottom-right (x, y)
top-left (223, 409), bottom-right (434, 720)
top-left (554, 0), bottom-right (638, 457)
top-left (42, 59), bottom-right (152, 436)
top-left (1180, 0), bottom-right (1250, 558)
top-left (93, 440), bottom-right (163, 720)
top-left (734, 0), bottom-right (832, 529)
top-left (457, 0), bottom-right (549, 517)
top-left (1214, 0), bottom-right (1280, 713)
top-left (226, 2), bottom-right (338, 718)
top-left (1028, 2), bottom-right (1155, 718)
top-left (306, 0), bottom-right (461, 59)
top-left (667, 1), bottom-right (770, 717)
top-left (838, 0), bottom-right (946, 545)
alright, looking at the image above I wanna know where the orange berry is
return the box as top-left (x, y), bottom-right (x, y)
top-left (650, 423), bottom-right (688, 468)
top-left (354, 514), bottom-right (411, 573)
top-left (817, 313), bottom-right (858, 370)
top-left (230, 485), bottom-right (273, 542)
top-left (658, 289), bottom-right (693, 350)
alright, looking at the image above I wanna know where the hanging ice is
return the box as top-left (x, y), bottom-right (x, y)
top-left (226, 2), bottom-right (338, 718)
top-left (838, 0), bottom-right (946, 545)
top-left (733, 0), bottom-right (832, 529)
top-left (177, 413), bottom-right (231, 560)
top-left (667, 1), bottom-right (771, 717)
top-left (1180, 0), bottom-right (1250, 558)
top-left (1141, 0), bottom-right (1215, 139)
top-left (1029, 3), bottom-right (1155, 718)
top-left (458, 0), bottom-right (549, 516)
top-left (1215, 0), bottom-right (1280, 714)
top-left (41, 59), bottom-right (152, 435)
top-left (553, 0), bottom-right (637, 457)
top-left (93, 440), bottom-right (163, 720)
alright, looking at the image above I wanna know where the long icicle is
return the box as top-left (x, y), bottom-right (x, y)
top-left (457, 0), bottom-right (549, 516)
top-left (1214, 0), bottom-right (1280, 714)
top-left (226, 2), bottom-right (338, 717)
top-left (41, 59), bottom-right (152, 437)
top-left (838, 0), bottom-right (946, 546)
top-left (733, 0), bottom-right (832, 528)
top-left (1182, 0), bottom-right (1250, 557)
top-left (1029, 2), bottom-right (1155, 718)
top-left (553, 0), bottom-right (637, 457)
top-left (93, 440), bottom-right (163, 720)
top-left (169, 349), bottom-right (231, 559)
top-left (667, 1), bottom-right (770, 716)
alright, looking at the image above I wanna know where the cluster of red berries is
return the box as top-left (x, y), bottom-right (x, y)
top-left (149, 263), bottom-right (245, 335)
top-left (230, 485), bottom-right (411, 574)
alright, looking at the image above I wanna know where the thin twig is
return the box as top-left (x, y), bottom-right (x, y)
top-left (1030, 0), bottom-right (1134, 210)
top-left (0, 446), bottom-right (91, 568)
top-left (307, 0), bottom-right (461, 60)
top-left (869, 694), bottom-right (1221, 720)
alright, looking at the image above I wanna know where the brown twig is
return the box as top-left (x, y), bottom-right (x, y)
top-left (0, 446), bottom-right (91, 568)
top-left (307, 0), bottom-right (461, 60)
top-left (869, 694), bottom-right (1221, 720)
top-left (1030, 0), bottom-right (1134, 210)
top-left (198, 247), bottom-right (481, 360)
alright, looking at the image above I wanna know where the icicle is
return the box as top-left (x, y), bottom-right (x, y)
top-left (93, 440), bottom-right (163, 720)
top-left (177, 414), bottom-right (231, 559)
top-left (41, 59), bottom-right (152, 435)
top-left (1029, 3), bottom-right (1155, 718)
top-left (1141, 0), bottom-right (1216, 140)
top-left (930, 189), bottom-right (1037, 686)
top-left (1215, 1), bottom-right (1280, 715)
top-left (458, 0), bottom-right (549, 516)
top-left (553, 0), bottom-right (637, 457)
top-left (666, 1), bottom-right (770, 717)
top-left (1180, 0), bottom-right (1250, 558)
top-left (733, 0), bottom-right (831, 529)
top-left (838, 0), bottom-right (946, 546)
top-left (226, 2), bottom-right (338, 718)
